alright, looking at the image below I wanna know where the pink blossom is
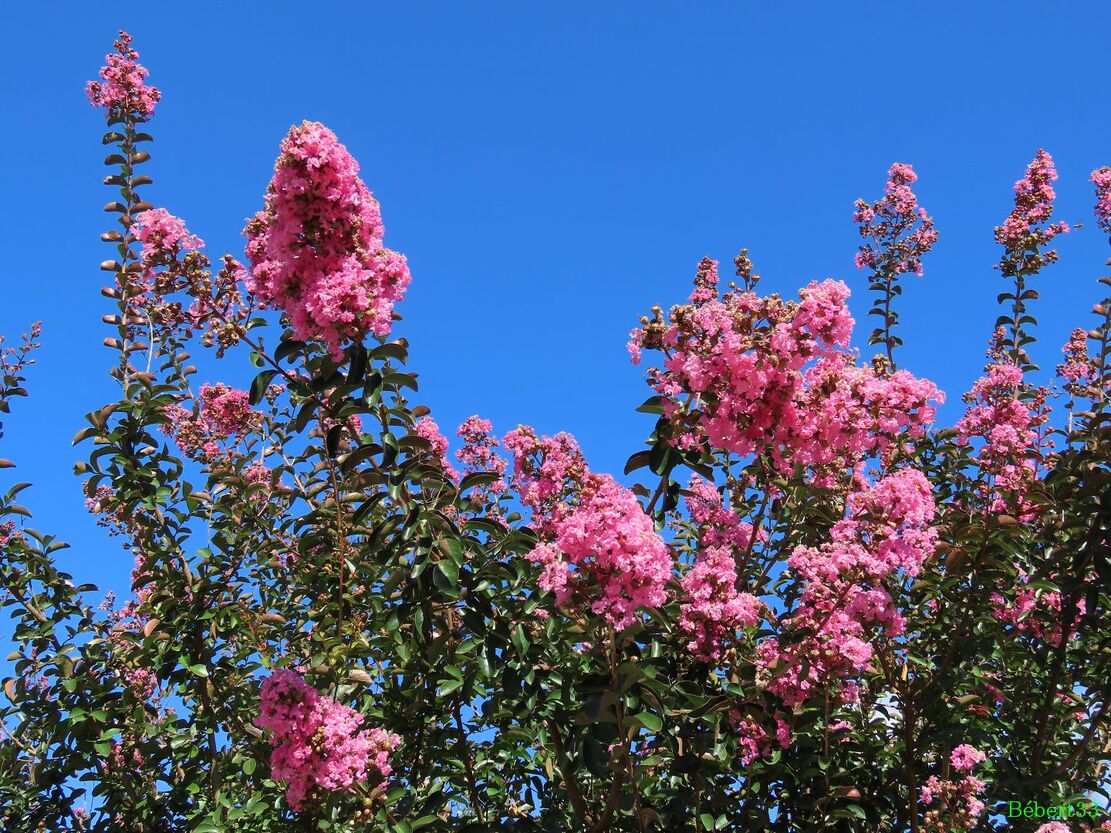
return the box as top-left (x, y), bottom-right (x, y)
top-left (919, 772), bottom-right (986, 832)
top-left (994, 149), bottom-right (1069, 276)
top-left (631, 269), bottom-right (941, 488)
top-left (244, 460), bottom-right (271, 484)
top-left (679, 545), bottom-right (761, 661)
top-left (728, 711), bottom-right (770, 765)
top-left (121, 209), bottom-right (250, 355)
top-left (544, 474), bottom-right (673, 630)
top-left (949, 744), bottom-right (986, 772)
top-left (86, 32), bottom-right (160, 121)
top-left (1058, 327), bottom-right (1094, 390)
top-left (503, 426), bottom-right (588, 535)
top-left (774, 714), bottom-right (791, 748)
top-left (161, 384), bottom-right (256, 460)
top-left (627, 328), bottom-right (644, 364)
top-left (414, 417), bottom-right (460, 482)
top-left (956, 361), bottom-right (1051, 518)
top-left (131, 209), bottom-right (204, 265)
top-left (990, 571), bottom-right (1085, 646)
top-left (455, 415), bottom-right (508, 507)
top-left (1034, 824), bottom-right (1071, 833)
top-left (684, 475), bottom-right (757, 551)
top-left (199, 384), bottom-right (254, 438)
top-left (256, 670), bottom-right (399, 811)
top-left (244, 121), bottom-right (411, 359)
top-left (1091, 166), bottom-right (1111, 234)
top-left (689, 256), bottom-right (720, 305)
top-left (761, 469), bottom-right (936, 708)
top-left (853, 162), bottom-right (938, 278)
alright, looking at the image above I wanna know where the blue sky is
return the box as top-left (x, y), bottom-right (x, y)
top-left (1, 1), bottom-right (1109, 598)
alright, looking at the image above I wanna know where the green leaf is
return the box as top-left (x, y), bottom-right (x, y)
top-left (249, 369), bottom-right (278, 406)
top-left (435, 558), bottom-right (459, 588)
top-left (437, 678), bottom-right (464, 697)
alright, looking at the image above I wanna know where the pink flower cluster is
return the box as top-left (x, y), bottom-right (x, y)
top-left (684, 475), bottom-right (759, 552)
top-left (955, 360), bottom-right (1051, 518)
top-left (456, 415), bottom-right (509, 512)
top-left (853, 162), bottom-right (939, 276)
top-left (1091, 166), bottom-right (1111, 235)
top-left (677, 477), bottom-right (764, 661)
top-left (86, 32), bottom-right (160, 121)
top-left (760, 469), bottom-right (937, 707)
top-left (244, 121), bottom-right (411, 359)
top-left (727, 710), bottom-right (791, 765)
top-left (919, 746), bottom-right (987, 832)
top-left (132, 209), bottom-right (204, 264)
top-left (503, 426), bottom-right (589, 536)
top-left (537, 474), bottom-right (672, 630)
top-left (632, 267), bottom-right (941, 488)
top-left (949, 743), bottom-right (986, 772)
top-left (414, 416), bottom-right (460, 482)
top-left (990, 570), bottom-right (1085, 646)
top-left (994, 149), bottom-right (1069, 276)
top-left (1058, 328), bottom-right (1094, 389)
top-left (127, 209), bottom-right (250, 355)
top-left (679, 545), bottom-right (761, 662)
top-left (199, 383), bottom-right (254, 437)
top-left (255, 670), bottom-right (399, 811)
top-left (506, 426), bottom-right (672, 629)
top-left (162, 383), bottom-right (256, 460)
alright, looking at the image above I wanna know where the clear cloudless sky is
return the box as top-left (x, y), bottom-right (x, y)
top-left (1, 1), bottom-right (1109, 600)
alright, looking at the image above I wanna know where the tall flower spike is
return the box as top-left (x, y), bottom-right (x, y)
top-left (994, 150), bottom-right (1069, 369)
top-left (244, 121), bottom-right (411, 359)
top-left (853, 162), bottom-right (938, 368)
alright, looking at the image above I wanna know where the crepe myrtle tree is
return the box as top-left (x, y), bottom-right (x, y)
top-left (1, 31), bottom-right (1110, 833)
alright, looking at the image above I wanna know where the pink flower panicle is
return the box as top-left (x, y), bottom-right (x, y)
top-left (256, 670), bottom-right (399, 811)
top-left (506, 426), bottom-right (672, 629)
top-left (684, 475), bottom-right (758, 551)
top-left (1090, 166), bottom-right (1111, 235)
top-left (414, 416), bottom-right (460, 482)
top-left (990, 570), bottom-right (1085, 646)
top-left (949, 744), bottom-right (986, 772)
top-left (631, 267), bottom-right (941, 488)
top-left (86, 32), bottom-right (160, 122)
top-left (689, 256), bottom-right (720, 304)
top-left (919, 773), bottom-right (986, 832)
top-left (919, 747), bottom-right (986, 832)
top-left (994, 149), bottom-right (1069, 276)
top-left (126, 209), bottom-right (250, 355)
top-left (679, 545), bottom-right (761, 662)
top-left (161, 383), bottom-right (256, 461)
top-left (539, 473), bottom-right (673, 630)
top-left (955, 361), bottom-right (1051, 519)
top-left (456, 415), bottom-right (509, 509)
top-left (853, 162), bottom-right (939, 277)
top-left (761, 469), bottom-right (937, 708)
top-left (199, 383), bottom-right (254, 437)
top-left (244, 122), bottom-right (411, 359)
top-left (503, 426), bottom-right (589, 534)
top-left (132, 209), bottom-right (204, 263)
top-left (1057, 327), bottom-right (1096, 400)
